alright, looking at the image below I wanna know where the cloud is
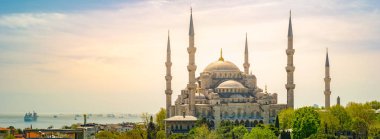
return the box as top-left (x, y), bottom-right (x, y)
top-left (0, 13), bottom-right (66, 28)
top-left (0, 0), bottom-right (379, 113)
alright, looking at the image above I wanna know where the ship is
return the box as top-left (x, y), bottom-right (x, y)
top-left (24, 111), bottom-right (38, 122)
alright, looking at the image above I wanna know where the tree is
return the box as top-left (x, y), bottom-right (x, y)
top-left (275, 115), bottom-right (280, 129)
top-left (217, 121), bottom-right (234, 138)
top-left (195, 117), bottom-right (208, 127)
top-left (4, 135), bottom-right (15, 139)
top-left (365, 100), bottom-right (380, 110)
top-left (243, 127), bottom-right (277, 139)
top-left (188, 124), bottom-right (218, 139)
top-left (147, 116), bottom-right (156, 139)
top-left (95, 131), bottom-right (117, 139)
top-left (318, 111), bottom-right (339, 135)
top-left (351, 117), bottom-right (369, 138)
top-left (141, 112), bottom-right (150, 127)
top-left (155, 108), bottom-right (166, 131)
top-left (329, 105), bottom-right (352, 130)
top-left (346, 102), bottom-right (376, 125)
top-left (278, 108), bottom-right (294, 130)
top-left (122, 125), bottom-right (147, 139)
top-left (231, 125), bottom-right (248, 139)
top-left (155, 130), bottom-right (166, 139)
top-left (292, 107), bottom-right (320, 139)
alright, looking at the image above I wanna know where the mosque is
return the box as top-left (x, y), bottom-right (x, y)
top-left (163, 10), bottom-right (332, 134)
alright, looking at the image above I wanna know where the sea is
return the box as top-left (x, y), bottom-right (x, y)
top-left (0, 113), bottom-right (142, 129)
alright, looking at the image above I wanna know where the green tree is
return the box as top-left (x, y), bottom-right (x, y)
top-left (188, 124), bottom-right (217, 139)
top-left (95, 131), bottom-right (117, 139)
top-left (123, 126), bottom-right (147, 139)
top-left (329, 105), bottom-right (352, 130)
top-left (155, 108), bottom-right (166, 131)
top-left (130, 124), bottom-right (147, 139)
top-left (147, 116), bottom-right (156, 139)
top-left (292, 107), bottom-right (320, 139)
top-left (351, 117), bottom-right (369, 138)
top-left (217, 121), bottom-right (234, 138)
top-left (243, 127), bottom-right (277, 139)
top-left (141, 112), bottom-right (150, 128)
top-left (231, 125), bottom-right (248, 139)
top-left (4, 134), bottom-right (15, 139)
top-left (278, 108), bottom-right (294, 130)
top-left (275, 115), bottom-right (280, 129)
top-left (168, 133), bottom-right (188, 139)
top-left (155, 130), bottom-right (166, 139)
top-left (365, 100), bottom-right (380, 110)
top-left (346, 102), bottom-right (376, 125)
top-left (318, 111), bottom-right (339, 135)
top-left (306, 133), bottom-right (337, 139)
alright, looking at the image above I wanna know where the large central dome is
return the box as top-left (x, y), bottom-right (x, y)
top-left (203, 60), bottom-right (241, 72)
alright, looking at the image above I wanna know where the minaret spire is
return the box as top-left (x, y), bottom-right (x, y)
top-left (189, 7), bottom-right (194, 36)
top-left (324, 48), bottom-right (331, 108)
top-left (285, 10), bottom-right (295, 109)
top-left (165, 30), bottom-right (173, 118)
top-left (243, 33), bottom-right (250, 74)
top-left (187, 8), bottom-right (197, 116)
top-left (288, 11), bottom-right (293, 37)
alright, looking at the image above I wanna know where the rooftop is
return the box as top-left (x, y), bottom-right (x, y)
top-left (165, 116), bottom-right (197, 121)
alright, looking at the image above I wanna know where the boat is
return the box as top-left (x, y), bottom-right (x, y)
top-left (24, 111), bottom-right (38, 122)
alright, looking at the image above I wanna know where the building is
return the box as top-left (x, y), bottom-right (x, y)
top-left (164, 9), bottom-right (296, 135)
top-left (0, 127), bottom-right (10, 139)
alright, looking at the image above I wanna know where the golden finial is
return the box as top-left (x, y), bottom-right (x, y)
top-left (218, 48), bottom-right (224, 61)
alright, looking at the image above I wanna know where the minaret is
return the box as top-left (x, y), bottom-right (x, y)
top-left (187, 8), bottom-right (197, 116)
top-left (165, 31), bottom-right (173, 118)
top-left (324, 48), bottom-right (331, 108)
top-left (337, 96), bottom-right (340, 106)
top-left (285, 11), bottom-right (295, 109)
top-left (243, 33), bottom-right (250, 74)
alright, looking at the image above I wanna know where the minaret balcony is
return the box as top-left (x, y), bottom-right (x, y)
top-left (285, 84), bottom-right (295, 89)
top-left (187, 47), bottom-right (196, 53)
top-left (285, 66), bottom-right (295, 72)
top-left (165, 75), bottom-right (172, 80)
top-left (165, 62), bottom-right (172, 67)
top-left (187, 65), bottom-right (197, 71)
top-left (286, 49), bottom-right (295, 55)
top-left (324, 78), bottom-right (331, 82)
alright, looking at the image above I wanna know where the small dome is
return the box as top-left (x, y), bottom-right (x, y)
top-left (195, 93), bottom-right (206, 99)
top-left (203, 60), bottom-right (240, 72)
top-left (217, 80), bottom-right (245, 88)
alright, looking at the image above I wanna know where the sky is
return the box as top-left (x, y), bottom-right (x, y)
top-left (0, 0), bottom-right (379, 114)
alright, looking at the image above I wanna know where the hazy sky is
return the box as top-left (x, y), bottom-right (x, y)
top-left (0, 0), bottom-right (379, 114)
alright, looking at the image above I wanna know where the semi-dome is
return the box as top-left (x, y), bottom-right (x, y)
top-left (217, 80), bottom-right (245, 88)
top-left (203, 60), bottom-right (240, 72)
